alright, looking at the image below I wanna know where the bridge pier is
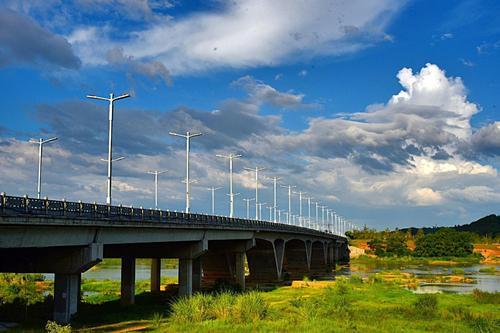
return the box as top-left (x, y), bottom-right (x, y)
top-left (150, 258), bottom-right (161, 293)
top-left (193, 257), bottom-right (202, 292)
top-left (178, 258), bottom-right (193, 296)
top-left (121, 256), bottom-right (136, 305)
top-left (53, 273), bottom-right (80, 324)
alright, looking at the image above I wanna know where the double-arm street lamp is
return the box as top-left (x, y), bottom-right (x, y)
top-left (87, 92), bottom-right (130, 205)
top-left (29, 137), bottom-right (58, 199)
top-left (147, 170), bottom-right (168, 209)
top-left (169, 131), bottom-right (202, 213)
top-left (217, 153), bottom-right (241, 218)
top-left (244, 166), bottom-right (265, 220)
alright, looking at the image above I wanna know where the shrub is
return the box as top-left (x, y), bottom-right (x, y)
top-left (170, 293), bottom-right (214, 323)
top-left (151, 312), bottom-right (164, 329)
top-left (472, 289), bottom-right (500, 304)
top-left (414, 229), bottom-right (473, 257)
top-left (232, 292), bottom-right (268, 323)
top-left (45, 321), bottom-right (71, 333)
top-left (212, 291), bottom-right (236, 321)
top-left (413, 294), bottom-right (438, 316)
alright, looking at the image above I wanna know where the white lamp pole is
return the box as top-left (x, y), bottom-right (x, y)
top-left (257, 202), bottom-right (266, 220)
top-left (207, 186), bottom-right (222, 215)
top-left (169, 131), bottom-right (202, 213)
top-left (87, 92), bottom-right (130, 205)
top-left (217, 153), bottom-right (241, 217)
top-left (280, 184), bottom-right (296, 224)
top-left (244, 166), bottom-right (265, 220)
top-left (243, 198), bottom-right (255, 219)
top-left (293, 191), bottom-right (306, 227)
top-left (304, 196), bottom-right (313, 229)
top-left (147, 170), bottom-right (168, 209)
top-left (266, 176), bottom-right (281, 222)
top-left (29, 137), bottom-right (58, 199)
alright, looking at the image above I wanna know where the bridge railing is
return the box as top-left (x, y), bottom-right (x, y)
top-left (0, 193), bottom-right (339, 238)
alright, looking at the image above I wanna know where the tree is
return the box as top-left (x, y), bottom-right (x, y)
top-left (414, 229), bottom-right (473, 257)
top-left (385, 231), bottom-right (410, 256)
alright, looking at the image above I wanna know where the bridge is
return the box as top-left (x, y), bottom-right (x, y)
top-left (0, 193), bottom-right (349, 323)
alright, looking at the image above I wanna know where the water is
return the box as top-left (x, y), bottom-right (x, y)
top-left (339, 263), bottom-right (499, 294)
top-left (44, 263), bottom-right (178, 281)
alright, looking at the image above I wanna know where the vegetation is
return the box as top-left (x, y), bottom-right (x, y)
top-left (414, 229), bottom-right (473, 257)
top-left (159, 277), bottom-right (499, 333)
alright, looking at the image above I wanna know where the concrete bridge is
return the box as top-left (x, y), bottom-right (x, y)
top-left (0, 194), bottom-right (349, 323)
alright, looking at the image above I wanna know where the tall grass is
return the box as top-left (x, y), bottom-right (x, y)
top-left (413, 294), bottom-right (438, 317)
top-left (170, 291), bottom-right (268, 324)
top-left (472, 289), bottom-right (500, 304)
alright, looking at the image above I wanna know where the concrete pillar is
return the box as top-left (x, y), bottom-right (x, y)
top-left (151, 258), bottom-right (161, 293)
top-left (121, 256), bottom-right (135, 305)
top-left (192, 257), bottom-right (202, 292)
top-left (53, 273), bottom-right (80, 324)
top-left (178, 258), bottom-right (193, 296)
top-left (235, 252), bottom-right (245, 290)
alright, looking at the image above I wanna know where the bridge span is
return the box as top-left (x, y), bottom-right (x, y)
top-left (0, 194), bottom-right (349, 323)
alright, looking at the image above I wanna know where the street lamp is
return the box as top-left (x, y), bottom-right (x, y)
top-left (293, 190), bottom-right (306, 227)
top-left (147, 170), bottom-right (168, 209)
top-left (244, 166), bottom-right (265, 220)
top-left (87, 92), bottom-right (130, 205)
top-left (265, 176), bottom-right (281, 222)
top-left (280, 184), bottom-right (296, 224)
top-left (243, 198), bottom-right (255, 219)
top-left (207, 186), bottom-right (222, 215)
top-left (257, 202), bottom-right (267, 221)
top-left (304, 196), bottom-right (313, 229)
top-left (169, 131), bottom-right (202, 213)
top-left (29, 137), bottom-right (58, 199)
top-left (217, 153), bottom-right (241, 218)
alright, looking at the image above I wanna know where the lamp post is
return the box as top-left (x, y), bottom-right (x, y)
top-left (169, 131), bottom-right (202, 213)
top-left (243, 198), bottom-right (255, 219)
top-left (29, 137), bottom-right (58, 199)
top-left (314, 202), bottom-right (320, 230)
top-left (147, 170), bottom-right (168, 209)
top-left (293, 191), bottom-right (306, 227)
top-left (257, 202), bottom-right (267, 220)
top-left (207, 186), bottom-right (222, 215)
top-left (87, 93), bottom-right (130, 205)
top-left (265, 176), bottom-right (281, 222)
top-left (304, 196), bottom-right (313, 229)
top-left (280, 184), bottom-right (296, 224)
top-left (267, 206), bottom-right (273, 221)
top-left (216, 153), bottom-right (241, 217)
top-left (244, 166), bottom-right (265, 220)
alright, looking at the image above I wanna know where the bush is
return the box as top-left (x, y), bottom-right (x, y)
top-left (232, 291), bottom-right (268, 323)
top-left (151, 312), bottom-right (164, 329)
top-left (414, 229), bottom-right (473, 257)
top-left (170, 293), bottom-right (214, 323)
top-left (472, 289), bottom-right (500, 304)
top-left (212, 291), bottom-right (236, 321)
top-left (413, 294), bottom-right (438, 316)
top-left (45, 321), bottom-right (71, 333)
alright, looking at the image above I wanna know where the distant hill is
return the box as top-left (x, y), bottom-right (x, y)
top-left (400, 214), bottom-right (499, 237)
top-left (455, 214), bottom-right (499, 237)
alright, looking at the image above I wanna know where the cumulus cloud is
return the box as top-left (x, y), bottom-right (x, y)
top-left (67, 0), bottom-right (404, 73)
top-left (0, 8), bottom-right (80, 69)
top-left (471, 122), bottom-right (500, 156)
top-left (408, 187), bottom-right (443, 206)
top-left (265, 63), bottom-right (481, 172)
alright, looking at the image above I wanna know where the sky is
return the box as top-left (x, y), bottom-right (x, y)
top-left (0, 0), bottom-right (499, 230)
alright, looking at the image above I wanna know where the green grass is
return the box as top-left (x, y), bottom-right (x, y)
top-left (351, 255), bottom-right (482, 271)
top-left (155, 277), bottom-right (499, 333)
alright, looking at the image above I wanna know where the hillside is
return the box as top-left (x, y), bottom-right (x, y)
top-left (400, 214), bottom-right (499, 237)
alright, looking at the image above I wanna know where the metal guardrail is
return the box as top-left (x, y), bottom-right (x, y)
top-left (0, 193), bottom-right (340, 238)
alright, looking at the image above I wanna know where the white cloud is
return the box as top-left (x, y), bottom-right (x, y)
top-left (407, 187), bottom-right (443, 206)
top-left (67, 0), bottom-right (404, 73)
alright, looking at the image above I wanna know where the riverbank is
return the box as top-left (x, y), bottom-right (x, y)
top-left (74, 277), bottom-right (499, 333)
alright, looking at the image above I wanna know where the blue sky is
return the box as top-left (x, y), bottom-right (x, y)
top-left (0, 0), bottom-right (499, 229)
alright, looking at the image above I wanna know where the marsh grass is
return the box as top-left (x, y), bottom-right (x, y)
top-left (413, 294), bottom-right (438, 317)
top-left (472, 289), bottom-right (500, 304)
